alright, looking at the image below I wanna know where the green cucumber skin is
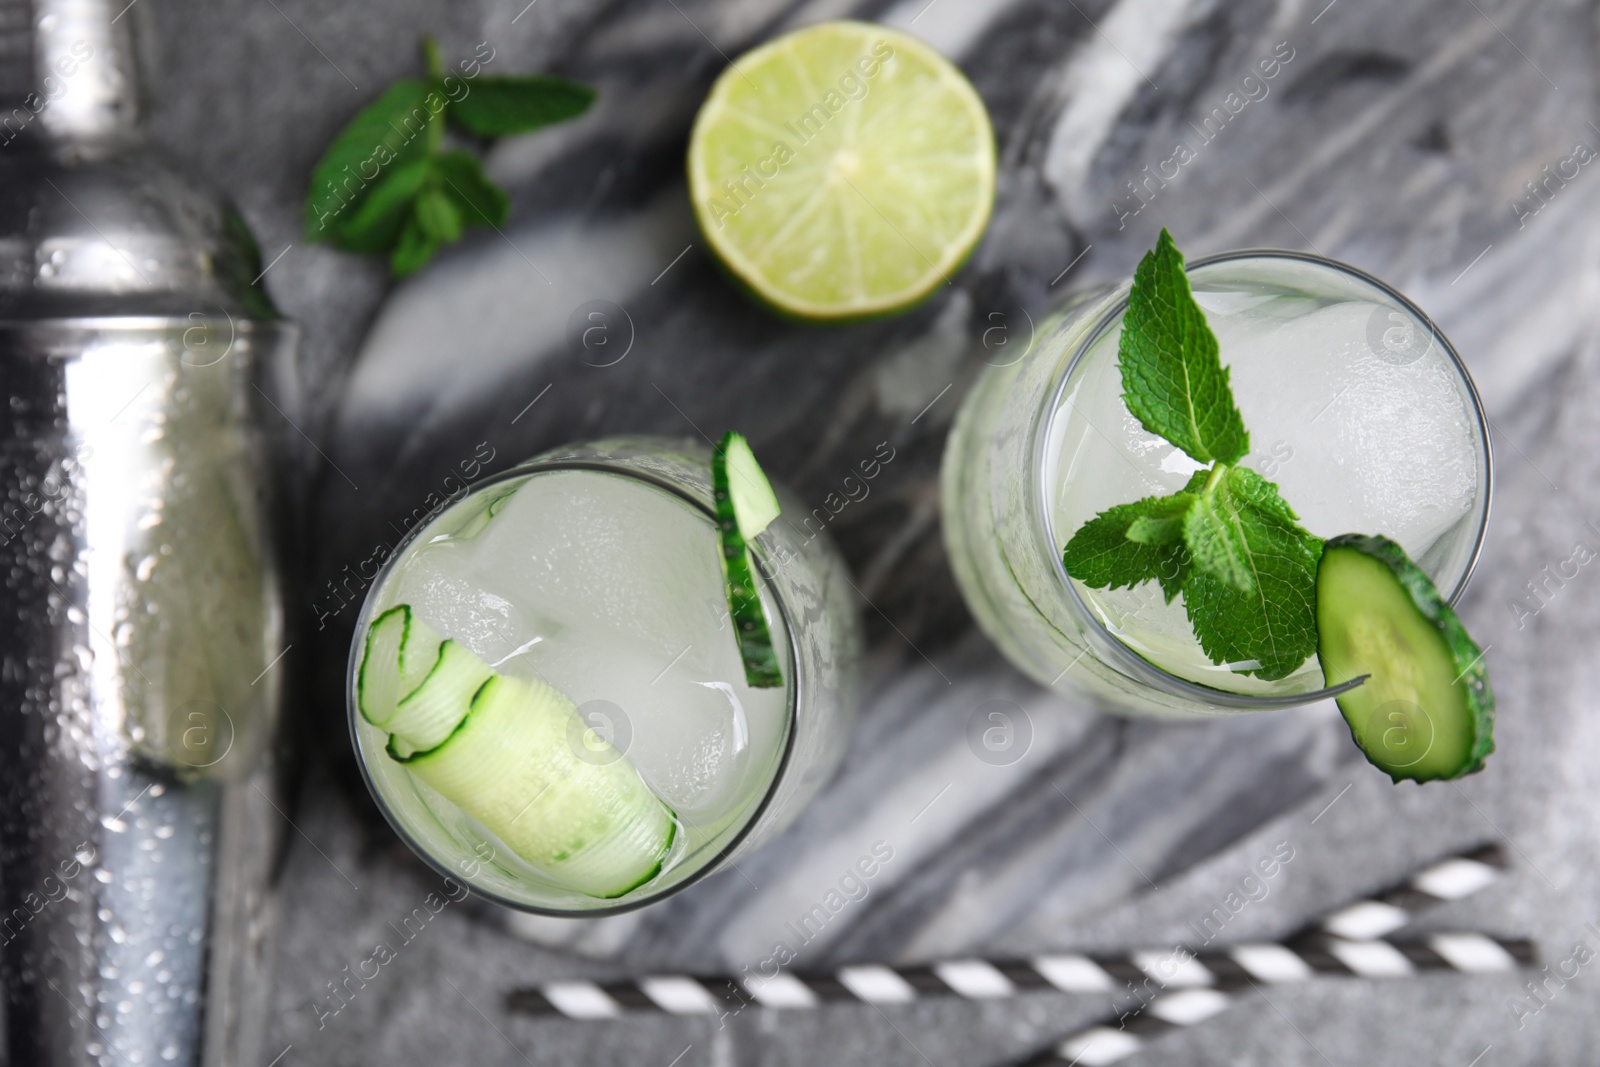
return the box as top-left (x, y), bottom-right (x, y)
top-left (601, 818), bottom-right (677, 898)
top-left (448, 484), bottom-right (522, 540)
top-left (716, 513), bottom-right (783, 688)
top-left (1320, 533), bottom-right (1495, 782)
top-left (486, 485), bottom-right (519, 517)
top-left (712, 435), bottom-right (784, 689)
top-left (385, 670), bottom-right (491, 763)
top-left (360, 608), bottom-right (675, 898)
top-left (357, 606), bottom-right (405, 727)
top-left (382, 639), bottom-right (496, 756)
top-left (357, 605), bottom-right (442, 727)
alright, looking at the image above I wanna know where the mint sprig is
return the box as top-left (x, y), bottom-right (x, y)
top-left (1062, 229), bottom-right (1321, 681)
top-left (304, 38), bottom-right (595, 276)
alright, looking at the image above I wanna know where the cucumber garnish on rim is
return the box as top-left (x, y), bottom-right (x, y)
top-left (356, 605), bottom-right (676, 898)
top-left (1316, 534), bottom-right (1495, 783)
top-left (712, 431), bottom-right (784, 689)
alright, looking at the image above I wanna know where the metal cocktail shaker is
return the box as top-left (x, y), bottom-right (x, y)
top-left (0, 1), bottom-right (293, 1064)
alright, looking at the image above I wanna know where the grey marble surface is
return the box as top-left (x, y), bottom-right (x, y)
top-left (137, 0), bottom-right (1600, 1062)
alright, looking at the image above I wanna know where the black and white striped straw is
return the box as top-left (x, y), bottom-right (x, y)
top-left (1017, 932), bottom-right (1534, 1067)
top-left (504, 844), bottom-right (1511, 1022)
top-left (1013, 842), bottom-right (1520, 1067)
top-left (1314, 842), bottom-right (1506, 941)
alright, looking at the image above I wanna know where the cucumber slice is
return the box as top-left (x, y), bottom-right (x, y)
top-left (384, 640), bottom-right (496, 758)
top-left (446, 484), bottom-right (521, 540)
top-left (712, 432), bottom-right (783, 688)
top-left (405, 673), bottom-right (675, 898)
top-left (357, 606), bottom-right (442, 728)
top-left (487, 485), bottom-right (518, 517)
top-left (357, 606), bottom-right (676, 897)
top-left (720, 433), bottom-right (780, 538)
top-left (1316, 534), bottom-right (1494, 783)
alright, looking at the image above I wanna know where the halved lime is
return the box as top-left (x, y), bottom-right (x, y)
top-left (687, 21), bottom-right (996, 320)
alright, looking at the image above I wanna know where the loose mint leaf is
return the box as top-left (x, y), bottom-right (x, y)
top-left (1119, 228), bottom-right (1250, 465)
top-left (303, 38), bottom-right (578, 276)
top-left (333, 158), bottom-right (431, 253)
top-left (449, 75), bottom-right (595, 137)
top-left (390, 215), bottom-right (439, 276)
top-left (306, 79), bottom-right (438, 242)
top-left (413, 186), bottom-right (464, 243)
top-left (434, 150), bottom-right (510, 229)
top-left (1063, 491), bottom-right (1197, 592)
top-left (1180, 467), bottom-right (1323, 680)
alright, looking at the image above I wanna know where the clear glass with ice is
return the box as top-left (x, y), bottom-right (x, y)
top-left (349, 438), bottom-right (861, 913)
top-left (941, 250), bottom-right (1492, 717)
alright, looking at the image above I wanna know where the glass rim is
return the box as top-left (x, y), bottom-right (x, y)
top-left (345, 442), bottom-right (802, 916)
top-left (1035, 247), bottom-right (1495, 711)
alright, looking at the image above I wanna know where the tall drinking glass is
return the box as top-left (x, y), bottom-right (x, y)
top-left (942, 250), bottom-right (1491, 718)
top-left (349, 437), bottom-right (860, 913)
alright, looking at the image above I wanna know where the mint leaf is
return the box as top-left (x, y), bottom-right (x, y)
top-left (449, 75), bottom-right (595, 137)
top-left (1155, 545), bottom-right (1191, 604)
top-left (1178, 466), bottom-right (1322, 679)
top-left (1182, 468), bottom-right (1252, 593)
top-left (1131, 467), bottom-right (1206, 601)
top-left (1126, 490), bottom-right (1193, 545)
top-left (434, 151), bottom-right (510, 229)
top-left (305, 79), bottom-right (437, 242)
top-left (303, 39), bottom-right (591, 277)
top-left (1063, 491), bottom-right (1197, 593)
top-left (413, 186), bottom-right (464, 243)
top-left (1119, 228), bottom-right (1249, 465)
top-left (333, 159), bottom-right (431, 253)
top-left (1181, 529), bottom-right (1322, 682)
top-left (354, 151), bottom-right (516, 278)
top-left (390, 215), bottom-right (438, 276)
top-left (1182, 465), bottom-right (1308, 595)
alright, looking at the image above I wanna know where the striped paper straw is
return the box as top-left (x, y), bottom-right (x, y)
top-left (504, 844), bottom-right (1507, 1021)
top-left (1020, 933), bottom-right (1534, 1067)
top-left (1013, 841), bottom-right (1518, 1067)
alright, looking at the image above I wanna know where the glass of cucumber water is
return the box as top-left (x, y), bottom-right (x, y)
top-left (943, 248), bottom-right (1492, 719)
top-left (348, 437), bottom-right (860, 912)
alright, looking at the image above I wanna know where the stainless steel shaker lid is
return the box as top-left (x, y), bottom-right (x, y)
top-left (0, 0), bottom-right (278, 320)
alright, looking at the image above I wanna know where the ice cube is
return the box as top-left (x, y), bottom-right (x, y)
top-left (1214, 299), bottom-right (1477, 553)
top-left (379, 468), bottom-right (789, 822)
